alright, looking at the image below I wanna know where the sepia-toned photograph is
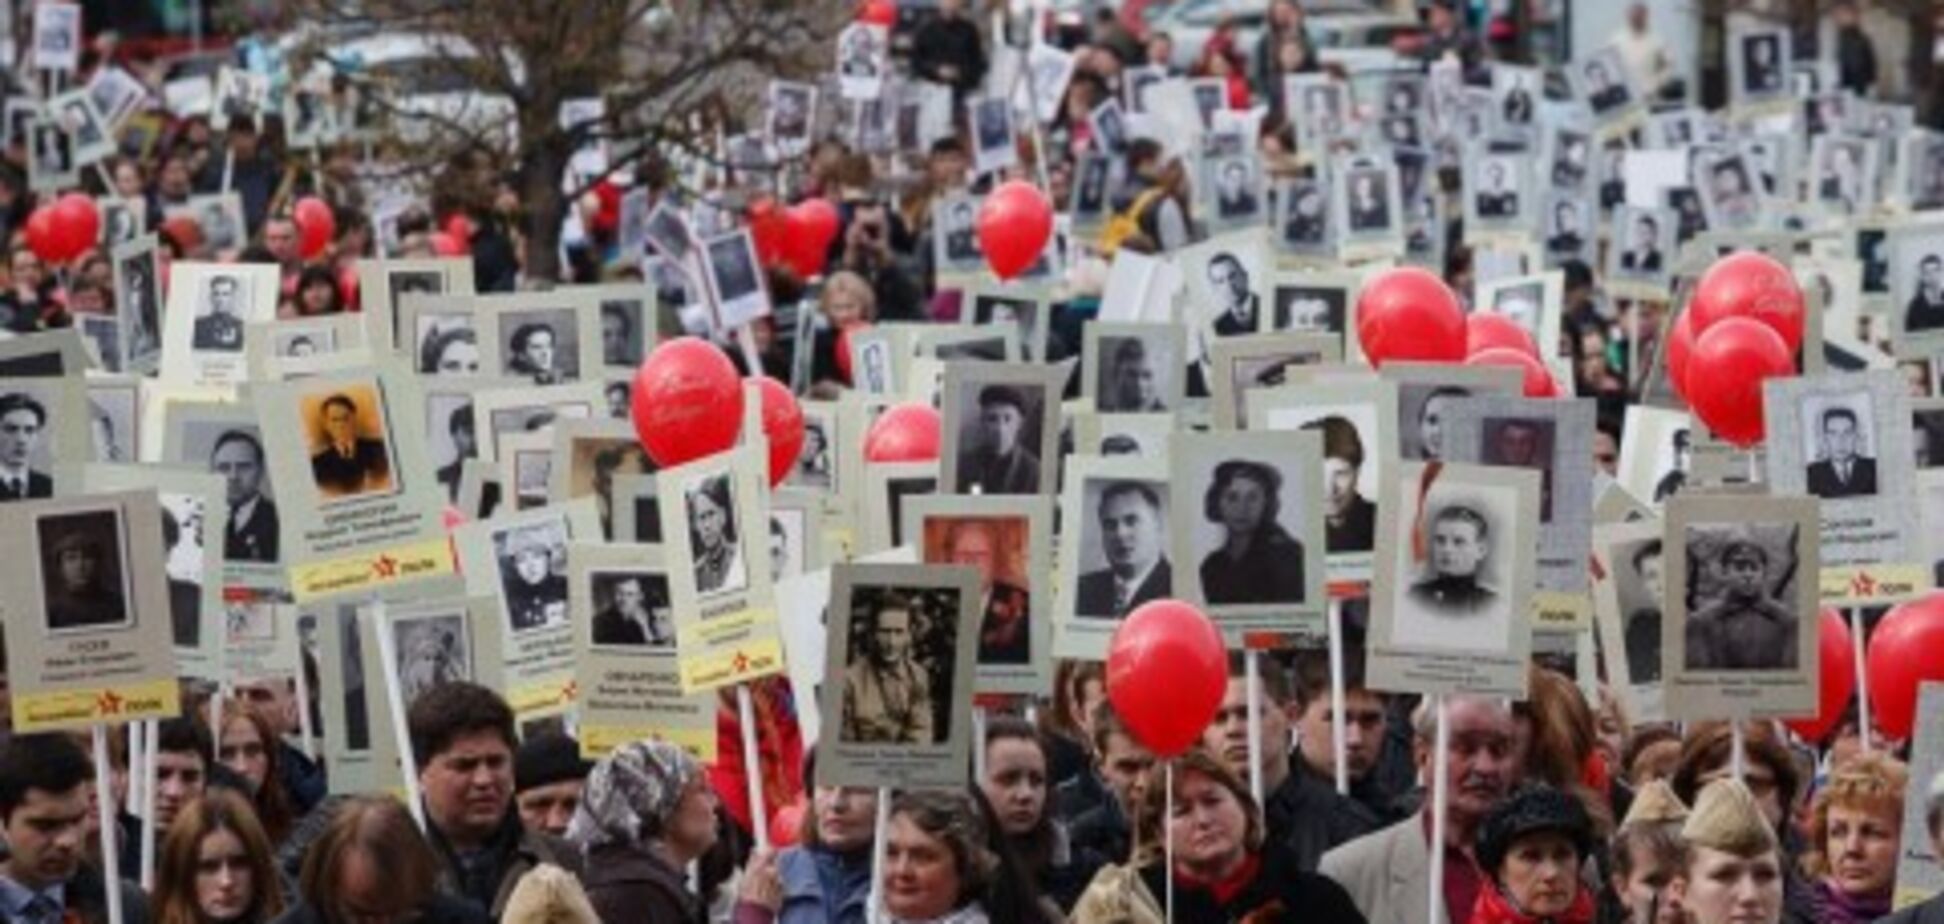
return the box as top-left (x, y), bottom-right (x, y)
top-left (38, 506), bottom-right (134, 634)
top-left (302, 385), bottom-right (397, 501)
top-left (921, 514), bottom-right (1032, 665)
top-left (393, 611), bottom-right (472, 706)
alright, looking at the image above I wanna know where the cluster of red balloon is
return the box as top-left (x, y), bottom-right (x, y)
top-left (977, 181), bottom-right (1053, 282)
top-left (24, 193), bottom-right (100, 265)
top-left (1865, 592), bottom-right (1944, 741)
top-left (1667, 253), bottom-right (1804, 447)
top-left (749, 197), bottom-right (841, 281)
top-left (628, 337), bottom-right (807, 490)
top-left (856, 0), bottom-right (896, 26)
top-left (1353, 268), bottom-right (1558, 397)
top-left (1104, 600), bottom-right (1227, 758)
top-left (1784, 609), bottom-right (1854, 743)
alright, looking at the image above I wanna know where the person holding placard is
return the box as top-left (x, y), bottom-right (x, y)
top-left (1064, 703), bottom-right (1155, 865)
top-left (276, 796), bottom-right (489, 924)
top-left (1878, 770), bottom-right (1944, 924)
top-left (732, 750), bottom-right (877, 923)
top-left (1291, 655), bottom-right (1404, 824)
top-left (0, 734), bottom-right (151, 924)
top-left (567, 740), bottom-right (717, 924)
top-left (881, 790), bottom-right (1055, 924)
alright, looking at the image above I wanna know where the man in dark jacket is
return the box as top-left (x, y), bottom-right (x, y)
top-left (0, 734), bottom-right (151, 924)
top-left (911, 0), bottom-right (987, 101)
top-left (1291, 653), bottom-right (1409, 825)
top-left (1832, 1), bottom-right (1877, 96)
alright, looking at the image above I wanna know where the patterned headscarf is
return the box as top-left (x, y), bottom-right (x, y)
top-left (564, 739), bottom-right (703, 851)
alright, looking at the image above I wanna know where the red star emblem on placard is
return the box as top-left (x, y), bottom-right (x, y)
top-left (96, 690), bottom-right (124, 715)
top-left (562, 680), bottom-right (578, 702)
top-left (732, 651), bottom-right (749, 672)
top-left (371, 555), bottom-right (399, 578)
top-left (1851, 571), bottom-right (1877, 598)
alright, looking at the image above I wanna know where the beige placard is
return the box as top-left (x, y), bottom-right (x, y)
top-left (80, 465), bottom-right (225, 681)
top-left (657, 447), bottom-right (784, 693)
top-left (1168, 429), bottom-right (1327, 643)
top-left (355, 258), bottom-right (477, 356)
top-left (903, 494), bottom-right (1054, 695)
top-left (568, 543), bottom-right (715, 761)
top-left (159, 262), bottom-right (280, 387)
top-left (454, 499), bottom-right (602, 720)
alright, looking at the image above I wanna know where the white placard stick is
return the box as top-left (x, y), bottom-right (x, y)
top-left (139, 718), bottom-right (157, 891)
top-left (1850, 608), bottom-right (1872, 753)
top-left (1164, 760), bottom-right (1175, 923)
top-left (221, 146), bottom-right (236, 194)
top-left (1427, 695), bottom-right (1450, 924)
top-left (736, 683), bottom-right (769, 851)
top-left (293, 652), bottom-right (317, 761)
top-left (91, 724), bottom-right (124, 924)
top-left (734, 324), bottom-right (763, 378)
top-left (1328, 598), bottom-right (1349, 796)
top-left (372, 597), bottom-right (428, 831)
top-left (1730, 719), bottom-right (1746, 781)
top-left (868, 786), bottom-right (891, 924)
top-left (972, 706), bottom-right (989, 785)
top-left (1245, 651), bottom-right (1263, 808)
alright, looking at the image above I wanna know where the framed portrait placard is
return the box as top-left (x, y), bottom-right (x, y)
top-left (546, 417), bottom-right (654, 539)
top-left (1761, 371), bottom-right (1926, 604)
top-left (1664, 494), bottom-right (1818, 720)
top-left (0, 490), bottom-right (182, 732)
top-left (160, 262), bottom-right (279, 387)
top-left (1618, 406), bottom-right (1696, 508)
top-left (472, 381), bottom-right (604, 463)
top-left (315, 598), bottom-right (380, 794)
top-left (939, 362), bottom-right (1063, 499)
top-left (1169, 430), bottom-right (1327, 642)
top-left (156, 401), bottom-right (285, 592)
top-left (816, 562), bottom-right (980, 791)
top-left (475, 291), bottom-right (601, 387)
top-left (657, 447), bottom-right (785, 693)
top-left (356, 258), bottom-right (477, 356)
top-left (0, 375), bottom-right (89, 503)
top-left (1247, 379), bottom-right (1399, 584)
top-left (454, 499), bottom-right (599, 719)
top-left (1593, 520), bottom-right (1668, 724)
top-left (568, 542), bottom-right (717, 760)
top-left (1380, 363), bottom-right (1523, 463)
top-left (244, 314), bottom-right (368, 381)
top-left (255, 362), bottom-right (453, 601)
top-left (364, 594), bottom-right (507, 791)
top-left (217, 598), bottom-right (302, 688)
top-left (1073, 411), bottom-right (1175, 460)
top-left (861, 461), bottom-right (938, 555)
top-left (1052, 455), bottom-right (1171, 659)
top-left (1083, 321), bottom-right (1185, 415)
top-left (1894, 681), bottom-right (1944, 908)
top-left (80, 466), bottom-right (225, 682)
top-left (1208, 332), bottom-right (1340, 431)
top-left (1442, 397), bottom-right (1597, 629)
top-left (904, 494), bottom-right (1054, 695)
top-left (1367, 462), bottom-right (1540, 699)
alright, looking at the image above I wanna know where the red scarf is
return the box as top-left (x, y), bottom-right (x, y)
top-left (1468, 880), bottom-right (1595, 924)
top-left (1174, 852), bottom-right (1263, 905)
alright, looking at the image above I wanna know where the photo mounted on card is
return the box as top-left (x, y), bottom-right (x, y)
top-left (80, 466), bottom-right (225, 681)
top-left (157, 402), bottom-right (281, 585)
top-left (283, 80), bottom-right (340, 150)
top-left (1070, 410), bottom-right (1172, 459)
top-left (1618, 406), bottom-right (1697, 508)
top-left (610, 472), bottom-right (663, 547)
top-left (49, 89), bottom-right (112, 167)
top-left (255, 363), bottom-right (452, 601)
top-left (1474, 272), bottom-right (1563, 361)
top-left (656, 447), bottom-right (784, 693)
top-left (1605, 206), bottom-right (1679, 301)
top-left (473, 291), bottom-right (599, 386)
top-left (967, 96), bottom-right (1017, 177)
top-left (1727, 24), bottom-right (1791, 114)
top-left (1541, 191), bottom-right (1595, 269)
top-left (817, 562), bottom-right (979, 790)
top-left (1894, 681), bottom-right (1944, 907)
top-left (1572, 46), bottom-right (1645, 138)
top-left (86, 377), bottom-right (140, 464)
top-left (545, 418), bottom-right (653, 536)
top-left (1332, 157), bottom-right (1404, 261)
top-left (1270, 269), bottom-right (1357, 343)
top-left (1069, 152), bottom-right (1117, 238)
top-left (0, 490), bottom-right (180, 732)
top-left (940, 363), bottom-right (1061, 498)
top-left (1052, 455), bottom-right (1170, 659)
top-left (787, 401), bottom-right (839, 493)
top-left (1694, 151), bottom-right (1766, 231)
top-left (569, 543), bottom-right (715, 758)
top-left (905, 494), bottom-right (1053, 695)
top-left (1380, 363), bottom-right (1523, 463)
top-left (219, 598), bottom-right (301, 691)
top-left (1169, 430), bottom-right (1326, 641)
top-left (766, 80), bottom-right (818, 156)
top-left (453, 499), bottom-right (597, 715)
top-left (862, 461), bottom-right (938, 555)
top-left (915, 326), bottom-right (1019, 364)
top-left (1083, 322), bottom-right (1184, 415)
top-left (960, 283), bottom-right (1050, 361)
top-left (1888, 221), bottom-right (1944, 352)
top-left (1594, 520), bottom-right (1668, 723)
top-left (397, 292), bottom-right (481, 377)
top-left (1808, 135), bottom-right (1875, 220)
top-left (701, 229), bottom-right (771, 330)
top-left (500, 430), bottom-right (555, 511)
top-left (1201, 152), bottom-right (1266, 234)
top-left (1464, 146), bottom-right (1533, 244)
top-left (33, 3), bottom-right (81, 71)
top-left (112, 235), bottom-right (165, 373)
top-left (1208, 332), bottom-right (1339, 431)
top-left (1794, 255), bottom-right (1863, 341)
top-left (931, 193), bottom-right (986, 287)
top-left (1663, 494), bottom-right (1817, 720)
top-left (1896, 133), bottom-right (1944, 213)
top-left (1180, 232), bottom-right (1271, 350)
top-left (245, 314), bottom-right (368, 379)
top-left (1442, 396), bottom-right (1597, 629)
top-left (1274, 177), bottom-right (1336, 266)
top-left (845, 327), bottom-right (901, 398)
top-left (1247, 380), bottom-right (1397, 582)
top-left (768, 488), bottom-right (824, 583)
top-left (316, 598), bottom-right (384, 792)
top-left (834, 22), bottom-right (888, 100)
top-left (1761, 371), bottom-right (1925, 604)
top-left (362, 594), bottom-right (506, 789)
top-left (167, 194), bottom-right (248, 254)
top-left (1367, 462), bottom-right (1539, 699)
top-left (0, 376), bottom-right (90, 503)
top-left (355, 258), bottom-right (477, 356)
top-left (472, 380), bottom-right (602, 463)
top-left (577, 283), bottom-right (655, 374)
top-left (160, 262), bottom-right (279, 386)
top-left (24, 115), bottom-right (77, 193)
top-left (1284, 74), bottom-right (1348, 156)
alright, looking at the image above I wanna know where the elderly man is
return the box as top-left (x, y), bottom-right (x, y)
top-left (1320, 696), bottom-right (1517, 924)
top-left (841, 597), bottom-right (933, 744)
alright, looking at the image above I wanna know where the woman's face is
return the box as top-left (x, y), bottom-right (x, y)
top-left (1501, 831), bottom-right (1580, 917)
top-left (823, 286), bottom-right (869, 328)
top-left (301, 280), bottom-right (334, 311)
top-left (883, 814), bottom-right (963, 921)
top-left (693, 493), bottom-right (726, 550)
top-left (1217, 473), bottom-right (1269, 538)
top-left (219, 718), bottom-right (270, 793)
top-left (515, 547), bottom-right (550, 584)
top-left (194, 827), bottom-right (254, 923)
top-left (1169, 770), bottom-right (1249, 874)
top-left (1679, 846), bottom-right (1782, 924)
top-left (1824, 802), bottom-right (1899, 896)
top-left (437, 338), bottom-right (480, 374)
top-left (523, 330), bottom-right (556, 370)
top-left (1617, 841), bottom-right (1680, 924)
top-left (982, 738), bottom-right (1048, 838)
top-left (814, 785), bottom-right (879, 852)
top-left (663, 777), bottom-right (720, 862)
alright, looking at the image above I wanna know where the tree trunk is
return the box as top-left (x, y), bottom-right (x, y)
top-left (522, 143), bottom-right (570, 286)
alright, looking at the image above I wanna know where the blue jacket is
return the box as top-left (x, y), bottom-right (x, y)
top-left (773, 846), bottom-right (871, 924)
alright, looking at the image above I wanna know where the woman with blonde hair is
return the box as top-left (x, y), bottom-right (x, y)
top-left (153, 789), bottom-right (285, 924)
top-left (809, 270), bottom-right (877, 397)
top-left (1802, 751), bottom-right (1908, 924)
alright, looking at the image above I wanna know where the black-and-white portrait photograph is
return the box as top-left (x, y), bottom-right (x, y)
top-left (277, 329), bottom-right (335, 359)
top-left (416, 318), bottom-right (479, 375)
top-left (158, 493), bottom-right (206, 649)
top-left (1914, 405), bottom-right (1944, 470)
top-left (684, 471), bottom-right (748, 598)
top-left (34, 3), bottom-right (83, 71)
top-left (1209, 156), bottom-right (1261, 224)
top-left (1906, 136), bottom-right (1944, 212)
top-left (52, 92), bottom-right (108, 163)
top-left (1544, 194), bottom-right (1591, 263)
top-left (644, 203), bottom-right (694, 264)
top-left (77, 314), bottom-right (121, 374)
top-left (1469, 154), bottom-right (1525, 225)
top-left (1606, 206), bottom-right (1676, 292)
top-left (117, 246), bottom-right (162, 369)
top-left (1402, 385), bottom-right (1470, 462)
top-left (589, 569), bottom-right (674, 648)
top-left (952, 383), bottom-right (1046, 495)
top-left (1071, 154), bottom-right (1114, 220)
top-left (1272, 282), bottom-right (1347, 334)
top-left (768, 509), bottom-right (806, 582)
top-left (936, 195), bottom-right (981, 267)
top-left (1812, 136), bottom-right (1870, 216)
top-left (178, 422), bottom-right (279, 564)
top-left (791, 410), bottom-right (834, 490)
top-left (1393, 494), bottom-right (1514, 652)
top-left (706, 229), bottom-right (770, 328)
top-left (836, 23), bottom-right (886, 92)
top-left (1340, 164), bottom-right (1396, 236)
top-left (1613, 535), bottom-right (1666, 685)
top-left (1072, 478), bottom-right (1171, 619)
top-left (494, 519), bottom-right (569, 634)
top-left (1089, 98), bottom-right (1126, 154)
top-left (1698, 154), bottom-right (1761, 229)
top-left (1492, 65), bottom-right (1540, 143)
top-left (427, 393), bottom-right (476, 504)
top-left (1481, 417), bottom-right (1558, 521)
top-left (1679, 524), bottom-right (1800, 671)
top-left (1799, 393), bottom-right (1878, 499)
top-left (599, 297), bottom-right (646, 369)
top-left (393, 611), bottom-right (471, 706)
top-left (28, 118), bottom-right (74, 188)
top-left (1891, 226), bottom-right (1944, 336)
top-left (1575, 49), bottom-right (1633, 115)
top-left (1546, 127), bottom-right (1592, 192)
top-left (0, 390), bottom-right (56, 502)
top-left (837, 582), bottom-right (956, 745)
top-left (1094, 333), bottom-right (1175, 413)
top-left (969, 96), bottom-right (1017, 175)
top-left (1277, 179), bottom-right (1331, 255)
top-left (1182, 238), bottom-right (1265, 338)
top-left (766, 81), bottom-right (815, 147)
top-left (970, 292), bottom-right (1042, 360)
top-left (502, 308), bottom-right (580, 384)
top-left (1736, 31), bottom-right (1787, 99)
top-left (1178, 441), bottom-right (1316, 610)
top-left (190, 272), bottom-right (249, 352)
top-left (37, 506), bottom-right (134, 633)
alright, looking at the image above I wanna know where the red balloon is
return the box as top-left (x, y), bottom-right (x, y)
top-left (444, 212), bottom-right (475, 244)
top-left (430, 232), bottom-right (467, 257)
top-left (1105, 601), bottom-right (1227, 758)
top-left (976, 181), bottom-right (1053, 281)
top-left (1866, 593), bottom-right (1944, 740)
top-left (1356, 268), bottom-right (1466, 367)
top-left (1466, 312), bottom-right (1539, 359)
top-left (1688, 252), bottom-right (1806, 354)
top-left (835, 324), bottom-right (864, 384)
top-left (785, 199), bottom-right (841, 280)
top-left (1686, 317), bottom-right (1793, 448)
top-left (1467, 346), bottom-right (1557, 398)
top-left (52, 193), bottom-right (100, 262)
top-left (293, 197), bottom-right (335, 260)
top-left (23, 207), bottom-right (58, 263)
top-left (631, 337), bottom-right (746, 468)
top-left (1784, 609), bottom-right (1856, 744)
top-left (768, 796), bottom-right (807, 848)
top-left (748, 199), bottom-right (791, 269)
top-left (757, 377), bottom-right (805, 488)
top-left (1666, 309), bottom-right (1698, 399)
top-left (857, 0), bottom-right (896, 26)
top-left (863, 403), bottom-right (941, 463)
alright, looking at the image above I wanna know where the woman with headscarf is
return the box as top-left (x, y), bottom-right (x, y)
top-left (567, 740), bottom-right (721, 924)
top-left (1466, 785), bottom-right (1598, 924)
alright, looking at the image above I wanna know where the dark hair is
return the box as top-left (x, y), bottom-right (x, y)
top-left (161, 505), bottom-right (181, 548)
top-left (1821, 406), bottom-right (1859, 430)
top-left (510, 322), bottom-right (555, 355)
top-left (419, 324), bottom-right (478, 373)
top-left (295, 266), bottom-right (342, 314)
top-left (0, 734), bottom-right (93, 819)
top-left (1303, 415), bottom-right (1365, 466)
top-left (890, 790), bottom-right (1000, 909)
top-left (1292, 648), bottom-right (1370, 709)
top-left (322, 394), bottom-right (357, 417)
top-left (1204, 459), bottom-right (1281, 526)
top-left (1631, 539), bottom-right (1663, 574)
top-left (978, 384), bottom-right (1028, 414)
top-left (157, 717), bottom-right (213, 764)
top-left (1432, 503), bottom-right (1489, 540)
top-left (1670, 721), bottom-right (1801, 812)
top-left (1098, 480), bottom-right (1161, 516)
top-left (299, 797), bottom-right (442, 917)
top-left (447, 404), bottom-right (474, 436)
top-left (211, 429), bottom-right (265, 465)
top-left (0, 392), bottom-right (48, 427)
top-left (407, 681), bottom-right (516, 768)
top-left (1226, 649), bottom-right (1294, 706)
top-left (600, 302), bottom-right (632, 333)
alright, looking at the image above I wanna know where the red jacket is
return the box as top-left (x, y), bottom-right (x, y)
top-left (1467, 880), bottom-right (1596, 924)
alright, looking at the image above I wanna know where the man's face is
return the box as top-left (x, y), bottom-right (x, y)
top-left (154, 750), bottom-right (207, 830)
top-left (1431, 517), bottom-right (1486, 579)
top-left (1220, 164), bottom-right (1247, 196)
top-left (601, 313), bottom-right (628, 364)
top-left (211, 440), bottom-right (264, 505)
top-left (0, 408), bottom-right (42, 468)
top-left (1, 785), bottom-right (89, 889)
top-left (1099, 491), bottom-right (1160, 573)
top-left (980, 402), bottom-right (1023, 455)
top-left (872, 608), bottom-right (913, 665)
top-left (1639, 551), bottom-right (1664, 604)
top-left (693, 494), bottom-right (726, 549)
top-left (1823, 414), bottom-right (1859, 463)
top-left (1096, 731), bottom-right (1153, 810)
top-left (613, 578), bottom-right (645, 616)
top-left (420, 729), bottom-right (515, 844)
top-left (516, 779), bottom-right (583, 839)
top-left (1209, 258), bottom-right (1248, 310)
top-left (949, 525), bottom-right (998, 588)
top-left (1921, 259), bottom-right (1942, 290)
top-left (1712, 167), bottom-right (1747, 202)
top-left (515, 546), bottom-right (550, 584)
top-left (323, 403), bottom-right (355, 445)
top-left (1723, 550), bottom-right (1766, 597)
top-left (264, 220), bottom-right (297, 260)
top-left (1632, 219), bottom-right (1655, 249)
top-left (1203, 676), bottom-right (1293, 782)
top-left (1114, 354), bottom-right (1156, 407)
top-left (1415, 699), bottom-right (1514, 824)
top-left (1498, 423), bottom-right (1541, 464)
top-left (56, 546), bottom-right (96, 591)
top-left (1487, 163), bottom-right (1506, 190)
top-left (1297, 688), bottom-right (1387, 781)
top-left (1322, 456), bottom-right (1359, 516)
top-left (523, 329), bottom-right (556, 370)
top-left (209, 279), bottom-right (237, 316)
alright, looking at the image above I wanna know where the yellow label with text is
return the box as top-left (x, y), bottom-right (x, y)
top-left (15, 679), bottom-right (181, 733)
top-left (508, 677), bottom-right (577, 718)
top-left (580, 724), bottom-right (719, 762)
top-left (1818, 564), bottom-right (1929, 605)
top-left (679, 636), bottom-right (786, 694)
top-left (1532, 592), bottom-right (1593, 631)
top-left (288, 538), bottom-right (456, 602)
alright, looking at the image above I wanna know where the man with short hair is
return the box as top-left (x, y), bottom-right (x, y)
top-left (1061, 701), bottom-right (1153, 863)
top-left (1806, 406), bottom-right (1877, 499)
top-left (0, 393), bottom-right (52, 501)
top-left (409, 682), bottom-right (579, 917)
top-left (1209, 253), bottom-right (1260, 336)
top-left (1625, 540), bottom-right (1665, 683)
top-left (1216, 160), bottom-right (1258, 217)
top-left (1075, 481), bottom-right (1171, 617)
top-left (947, 519), bottom-right (1030, 664)
top-left (0, 734), bottom-right (150, 924)
top-left (513, 731), bottom-right (589, 840)
top-left (1105, 339), bottom-right (1165, 412)
top-left (591, 573), bottom-right (672, 647)
top-left (151, 718), bottom-right (211, 834)
top-left (437, 405), bottom-right (475, 503)
top-left (1685, 540), bottom-right (1797, 670)
top-left (1320, 696), bottom-right (1517, 924)
top-left (841, 598), bottom-right (933, 743)
top-left (1291, 652), bottom-right (1406, 824)
top-left (955, 385), bottom-right (1040, 495)
top-left (1304, 416), bottom-right (1375, 553)
top-left (1475, 161), bottom-right (1518, 218)
top-left (310, 393), bottom-right (392, 497)
top-left (1907, 254), bottom-right (1944, 332)
top-left (192, 275), bottom-right (244, 351)
top-left (1203, 653), bottom-right (1379, 871)
top-left (1409, 505), bottom-right (1498, 615)
top-left (211, 430), bottom-right (278, 562)
top-left (1621, 214), bottom-right (1664, 273)
top-left (599, 303), bottom-right (636, 366)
